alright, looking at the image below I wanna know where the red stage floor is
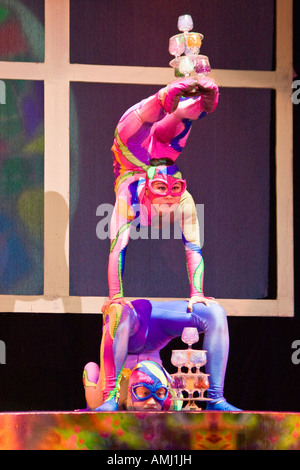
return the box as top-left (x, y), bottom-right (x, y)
top-left (0, 411), bottom-right (300, 450)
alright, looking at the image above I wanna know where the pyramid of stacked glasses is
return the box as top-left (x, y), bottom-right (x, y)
top-left (171, 327), bottom-right (211, 410)
top-left (169, 14), bottom-right (211, 77)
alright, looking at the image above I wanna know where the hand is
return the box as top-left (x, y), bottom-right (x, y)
top-left (173, 77), bottom-right (219, 120)
top-left (159, 77), bottom-right (199, 113)
top-left (101, 297), bottom-right (134, 313)
top-left (187, 295), bottom-right (218, 312)
top-left (193, 76), bottom-right (219, 113)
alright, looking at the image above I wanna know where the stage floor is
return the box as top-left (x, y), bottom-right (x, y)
top-left (0, 410), bottom-right (300, 450)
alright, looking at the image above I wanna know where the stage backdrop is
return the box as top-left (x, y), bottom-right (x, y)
top-left (0, 0), bottom-right (44, 295)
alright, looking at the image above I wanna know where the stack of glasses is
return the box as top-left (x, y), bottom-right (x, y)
top-left (171, 327), bottom-right (211, 410)
top-left (169, 14), bottom-right (211, 77)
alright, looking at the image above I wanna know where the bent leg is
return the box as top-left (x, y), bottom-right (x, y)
top-left (147, 300), bottom-right (228, 399)
top-left (96, 303), bottom-right (136, 410)
top-left (82, 362), bottom-right (102, 410)
top-left (147, 300), bottom-right (241, 410)
top-left (191, 303), bottom-right (241, 410)
top-left (191, 302), bottom-right (229, 401)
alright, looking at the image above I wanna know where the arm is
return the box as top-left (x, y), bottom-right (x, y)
top-left (178, 191), bottom-right (218, 311)
top-left (179, 191), bottom-right (204, 296)
top-left (101, 194), bottom-right (135, 312)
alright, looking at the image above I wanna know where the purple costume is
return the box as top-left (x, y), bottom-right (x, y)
top-left (92, 299), bottom-right (241, 411)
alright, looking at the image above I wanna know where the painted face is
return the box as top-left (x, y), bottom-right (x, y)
top-left (128, 361), bottom-right (171, 411)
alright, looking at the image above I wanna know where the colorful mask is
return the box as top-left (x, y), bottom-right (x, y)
top-left (145, 165), bottom-right (187, 203)
top-left (131, 382), bottom-right (168, 405)
top-left (128, 360), bottom-right (172, 408)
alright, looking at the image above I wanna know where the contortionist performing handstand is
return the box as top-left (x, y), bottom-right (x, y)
top-left (84, 299), bottom-right (241, 411)
top-left (102, 75), bottom-right (219, 314)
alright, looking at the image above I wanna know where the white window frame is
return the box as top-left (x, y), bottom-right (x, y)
top-left (0, 0), bottom-right (294, 316)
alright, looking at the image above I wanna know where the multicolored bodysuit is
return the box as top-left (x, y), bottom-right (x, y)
top-left (108, 76), bottom-right (219, 301)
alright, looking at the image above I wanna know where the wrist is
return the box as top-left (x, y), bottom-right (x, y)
top-left (110, 293), bottom-right (123, 300)
top-left (190, 292), bottom-right (204, 299)
top-left (157, 88), bottom-right (169, 113)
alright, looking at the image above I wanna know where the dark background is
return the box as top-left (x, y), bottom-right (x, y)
top-left (0, 0), bottom-right (299, 413)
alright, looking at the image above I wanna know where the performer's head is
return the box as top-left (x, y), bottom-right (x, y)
top-left (127, 360), bottom-right (172, 411)
top-left (145, 163), bottom-right (186, 208)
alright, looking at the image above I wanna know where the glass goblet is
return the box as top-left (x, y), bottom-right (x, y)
top-left (194, 373), bottom-right (210, 399)
top-left (189, 350), bottom-right (207, 372)
top-left (181, 327), bottom-right (199, 349)
top-left (185, 32), bottom-right (203, 55)
top-left (194, 55), bottom-right (211, 76)
top-left (178, 56), bottom-right (194, 76)
top-left (172, 374), bottom-right (186, 398)
top-left (171, 350), bottom-right (187, 372)
top-left (169, 34), bottom-right (185, 57)
top-left (177, 14), bottom-right (193, 33)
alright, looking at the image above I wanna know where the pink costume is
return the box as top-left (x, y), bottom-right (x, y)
top-left (108, 76), bottom-right (219, 302)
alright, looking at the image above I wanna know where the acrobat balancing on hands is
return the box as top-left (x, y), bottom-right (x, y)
top-left (102, 73), bottom-right (219, 314)
top-left (102, 15), bottom-right (221, 314)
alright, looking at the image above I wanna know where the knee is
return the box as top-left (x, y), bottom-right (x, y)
top-left (193, 302), bottom-right (228, 332)
top-left (207, 303), bottom-right (228, 332)
top-left (83, 362), bottom-right (99, 387)
top-left (103, 303), bottom-right (131, 325)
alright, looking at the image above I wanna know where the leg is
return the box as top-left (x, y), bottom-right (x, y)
top-left (96, 302), bottom-right (136, 411)
top-left (82, 362), bottom-right (102, 410)
top-left (191, 303), bottom-right (241, 411)
top-left (193, 302), bottom-right (229, 401)
top-left (147, 300), bottom-right (241, 411)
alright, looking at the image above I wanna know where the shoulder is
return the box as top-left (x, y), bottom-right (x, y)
top-left (179, 190), bottom-right (196, 206)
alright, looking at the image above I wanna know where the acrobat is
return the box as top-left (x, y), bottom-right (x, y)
top-left (83, 299), bottom-right (241, 412)
top-left (103, 76), bottom-right (219, 314)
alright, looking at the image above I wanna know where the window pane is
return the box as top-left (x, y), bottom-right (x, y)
top-left (0, 80), bottom-right (44, 294)
top-left (0, 0), bottom-right (44, 62)
top-left (70, 82), bottom-right (274, 299)
top-left (70, 0), bottom-right (274, 71)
